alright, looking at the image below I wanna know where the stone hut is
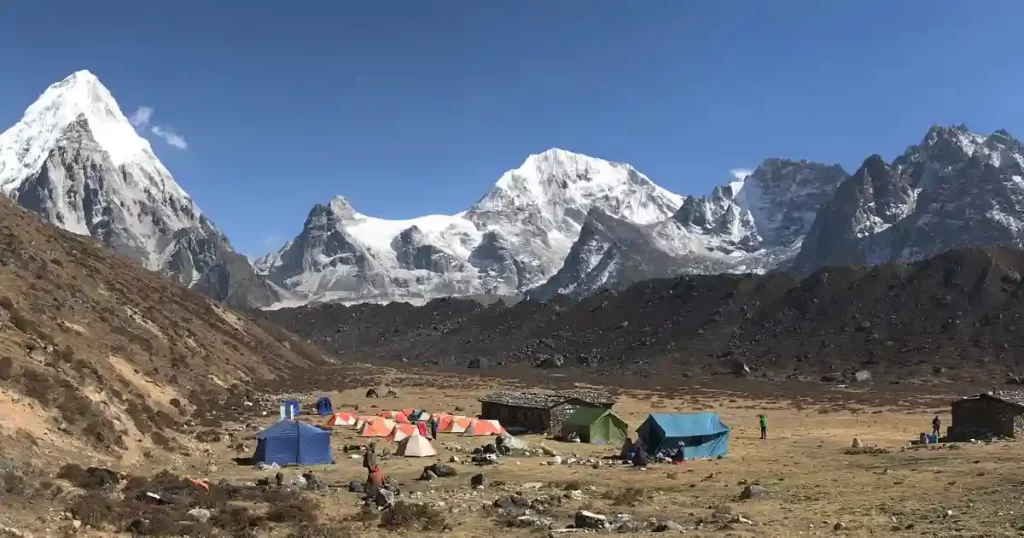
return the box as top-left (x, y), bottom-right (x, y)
top-left (480, 390), bottom-right (616, 434)
top-left (948, 391), bottom-right (1024, 441)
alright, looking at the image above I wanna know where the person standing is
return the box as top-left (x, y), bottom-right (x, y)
top-left (758, 414), bottom-right (767, 440)
top-left (429, 416), bottom-right (439, 440)
top-left (362, 441), bottom-right (377, 471)
top-left (932, 416), bottom-right (941, 439)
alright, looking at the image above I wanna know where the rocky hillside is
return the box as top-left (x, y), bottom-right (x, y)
top-left (263, 245), bottom-right (1024, 382)
top-left (0, 195), bottom-right (327, 467)
top-left (0, 70), bottom-right (280, 309)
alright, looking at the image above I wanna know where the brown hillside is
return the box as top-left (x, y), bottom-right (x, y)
top-left (265, 246), bottom-right (1024, 384)
top-left (0, 197), bottom-right (328, 467)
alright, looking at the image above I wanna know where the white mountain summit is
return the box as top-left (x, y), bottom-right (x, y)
top-left (0, 70), bottom-right (280, 308)
top-left (255, 148), bottom-right (684, 306)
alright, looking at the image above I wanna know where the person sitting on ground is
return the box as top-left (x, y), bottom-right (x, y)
top-left (632, 446), bottom-right (649, 468)
top-left (671, 441), bottom-right (686, 464)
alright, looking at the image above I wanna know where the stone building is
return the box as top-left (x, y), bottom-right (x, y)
top-left (948, 391), bottom-right (1024, 441)
top-left (479, 389), bottom-right (616, 434)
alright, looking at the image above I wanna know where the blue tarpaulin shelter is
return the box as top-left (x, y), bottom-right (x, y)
top-left (315, 396), bottom-right (333, 416)
top-left (283, 399), bottom-right (300, 418)
top-left (253, 420), bottom-right (334, 466)
top-left (636, 412), bottom-right (730, 459)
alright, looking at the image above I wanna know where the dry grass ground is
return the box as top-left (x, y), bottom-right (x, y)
top-left (34, 368), bottom-right (1010, 537)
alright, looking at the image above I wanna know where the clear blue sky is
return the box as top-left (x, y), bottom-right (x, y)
top-left (1, 1), bottom-right (1022, 257)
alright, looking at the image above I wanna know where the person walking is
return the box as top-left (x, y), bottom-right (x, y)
top-left (758, 414), bottom-right (768, 440)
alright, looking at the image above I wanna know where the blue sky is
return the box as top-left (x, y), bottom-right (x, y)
top-left (1, 1), bottom-right (1022, 257)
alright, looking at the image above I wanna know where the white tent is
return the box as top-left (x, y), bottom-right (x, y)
top-left (395, 434), bottom-right (438, 457)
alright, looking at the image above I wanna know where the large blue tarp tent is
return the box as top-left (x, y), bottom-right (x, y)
top-left (636, 412), bottom-right (730, 459)
top-left (253, 420), bottom-right (334, 466)
top-left (283, 399), bottom-right (300, 418)
top-left (315, 396), bottom-right (333, 416)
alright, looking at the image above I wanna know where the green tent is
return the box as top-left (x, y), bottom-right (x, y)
top-left (561, 407), bottom-right (629, 444)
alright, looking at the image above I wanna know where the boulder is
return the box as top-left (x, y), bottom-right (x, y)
top-left (654, 520), bottom-right (685, 532)
top-left (186, 509), bottom-right (211, 523)
top-left (854, 370), bottom-right (872, 383)
top-left (574, 510), bottom-right (609, 529)
top-left (470, 473), bottom-right (488, 488)
top-left (739, 484), bottom-right (767, 499)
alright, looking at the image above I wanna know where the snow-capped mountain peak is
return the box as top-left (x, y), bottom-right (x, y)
top-left (0, 70), bottom-right (277, 308)
top-left (0, 70), bottom-right (181, 197)
top-left (473, 148), bottom-right (683, 225)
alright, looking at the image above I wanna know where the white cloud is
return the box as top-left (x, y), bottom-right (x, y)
top-left (150, 125), bottom-right (188, 150)
top-left (129, 106), bottom-right (153, 127)
top-left (730, 168), bottom-right (753, 181)
top-left (129, 106), bottom-right (188, 150)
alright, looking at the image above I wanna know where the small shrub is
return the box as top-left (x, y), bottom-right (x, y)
top-left (9, 308), bottom-right (36, 334)
top-left (603, 486), bottom-right (650, 506)
top-left (195, 429), bottom-right (222, 443)
top-left (56, 345), bottom-right (75, 362)
top-left (68, 490), bottom-right (119, 528)
top-left (265, 490), bottom-right (320, 525)
top-left (380, 501), bottom-right (446, 531)
top-left (290, 522), bottom-right (356, 538)
top-left (0, 356), bottom-right (13, 380)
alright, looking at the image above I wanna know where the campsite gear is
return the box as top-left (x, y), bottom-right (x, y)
top-left (363, 443), bottom-right (377, 471)
top-left (462, 418), bottom-right (505, 437)
top-left (671, 441), bottom-right (686, 463)
top-left (561, 407), bottom-right (629, 444)
top-left (759, 414), bottom-right (767, 440)
top-left (395, 434), bottom-right (438, 457)
top-left (283, 399), bottom-right (300, 418)
top-left (253, 420), bottom-right (333, 466)
top-left (636, 413), bottom-right (730, 459)
top-left (387, 423), bottom-right (417, 444)
top-left (325, 412), bottom-right (358, 428)
top-left (315, 396), bottom-right (334, 416)
top-left (438, 415), bottom-right (469, 433)
top-left (358, 418), bottom-right (393, 438)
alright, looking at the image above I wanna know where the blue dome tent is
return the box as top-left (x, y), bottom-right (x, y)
top-left (253, 420), bottom-right (334, 466)
top-left (636, 412), bottom-right (730, 460)
top-left (315, 396), bottom-right (334, 416)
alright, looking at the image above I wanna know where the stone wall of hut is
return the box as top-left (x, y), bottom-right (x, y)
top-left (949, 397), bottom-right (1023, 441)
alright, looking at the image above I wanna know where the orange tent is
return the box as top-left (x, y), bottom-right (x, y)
top-left (325, 412), bottom-right (358, 427)
top-left (461, 418), bottom-right (505, 437)
top-left (387, 423), bottom-right (417, 443)
top-left (439, 416), bottom-right (471, 433)
top-left (358, 418), bottom-right (393, 437)
top-left (401, 408), bottom-right (415, 418)
top-left (380, 410), bottom-right (411, 424)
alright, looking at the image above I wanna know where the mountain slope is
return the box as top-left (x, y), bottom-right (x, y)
top-left (0, 194), bottom-right (326, 465)
top-left (265, 245), bottom-right (1024, 382)
top-left (0, 70), bottom-right (279, 308)
top-left (256, 148), bottom-right (683, 304)
top-left (794, 125), bottom-right (1024, 273)
top-left (536, 159), bottom-right (848, 296)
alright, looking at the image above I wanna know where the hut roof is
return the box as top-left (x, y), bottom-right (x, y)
top-left (479, 389), bottom-right (616, 408)
top-left (966, 390), bottom-right (1024, 408)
